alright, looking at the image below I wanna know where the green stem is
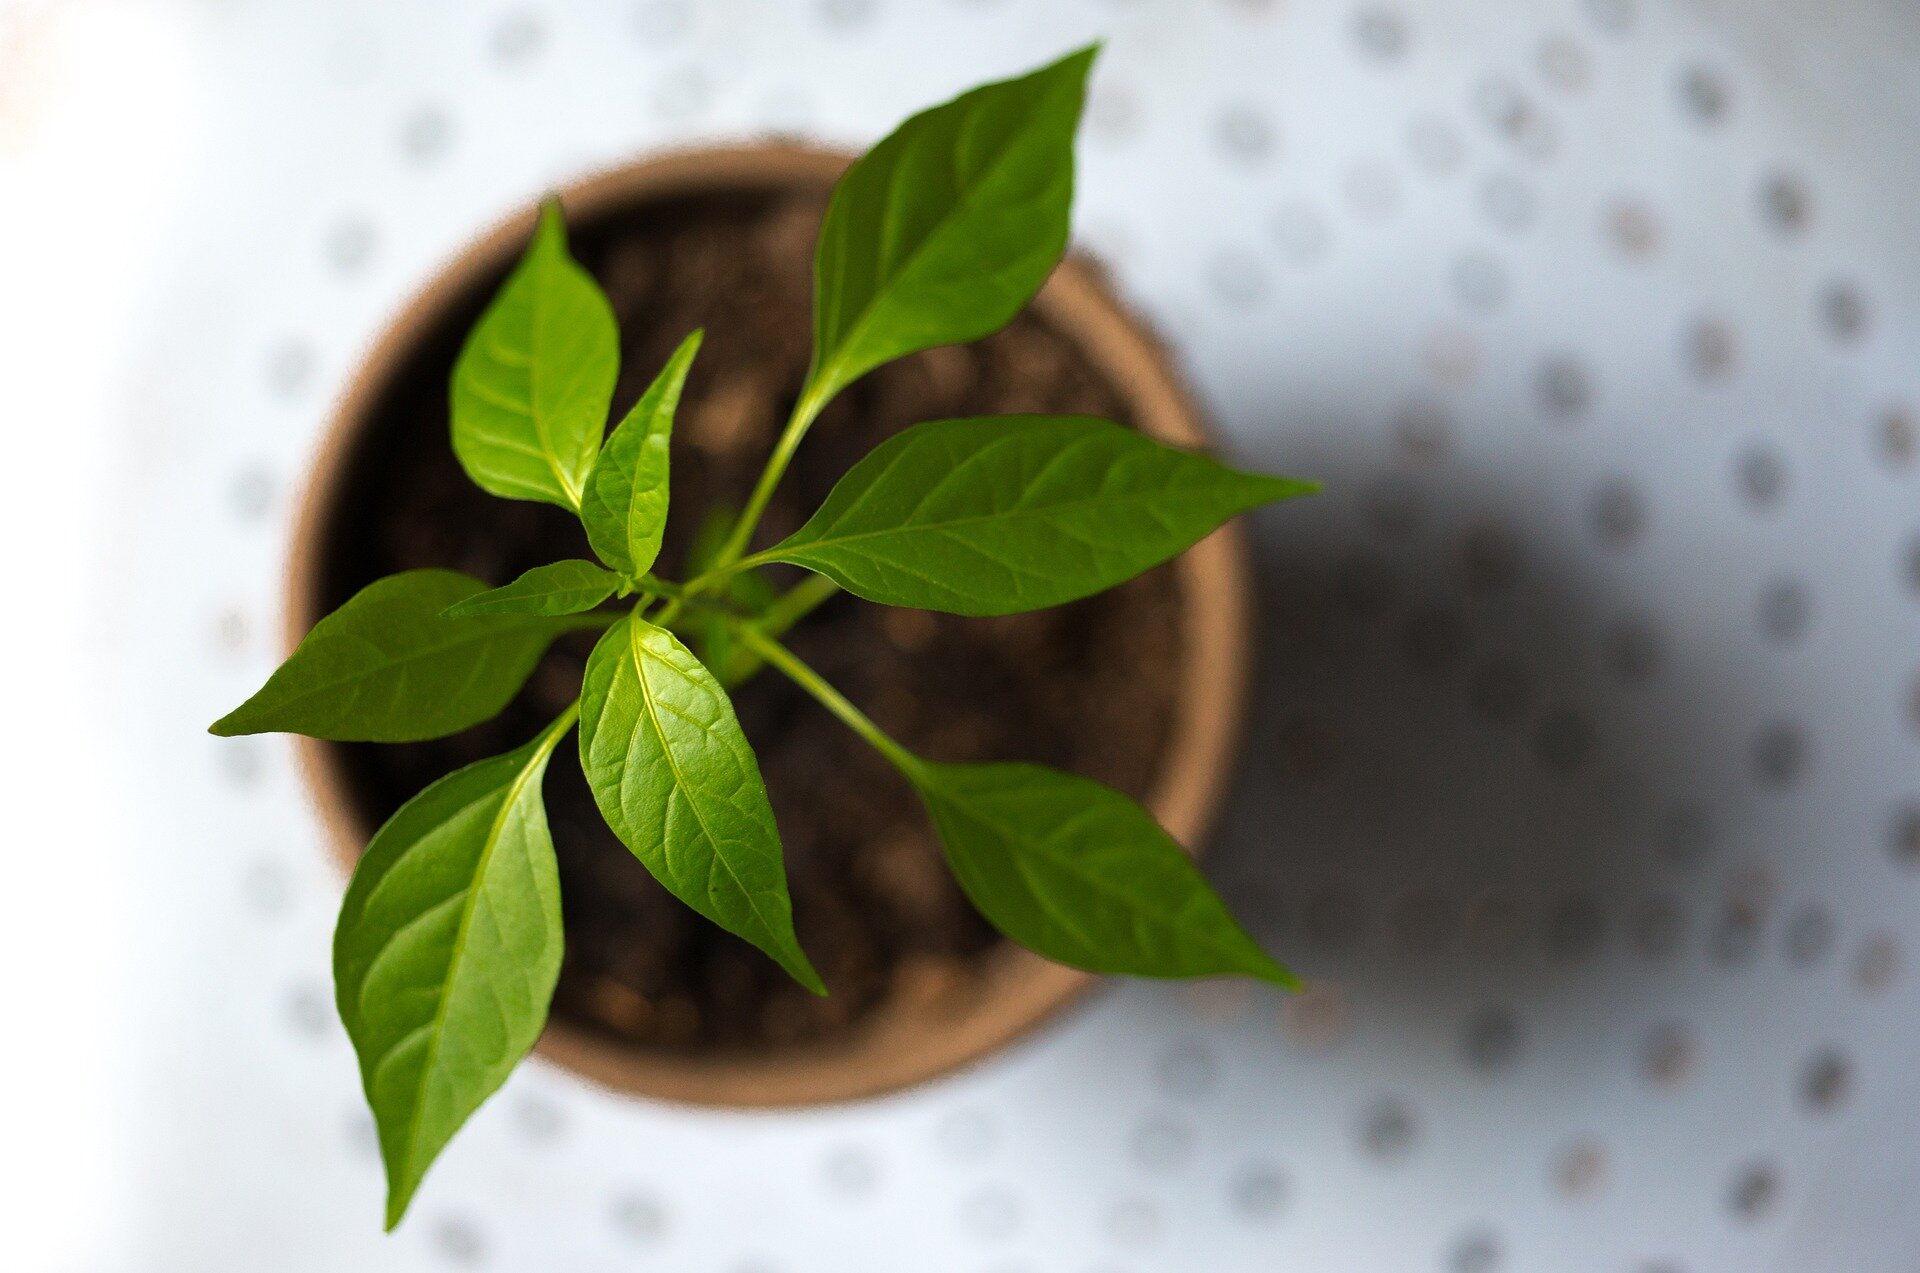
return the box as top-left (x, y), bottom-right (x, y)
top-left (699, 385), bottom-right (830, 588)
top-left (532, 699), bottom-right (582, 754)
top-left (728, 623), bottom-right (924, 780)
top-left (718, 575), bottom-right (843, 688)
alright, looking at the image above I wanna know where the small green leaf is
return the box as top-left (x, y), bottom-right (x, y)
top-left (581, 331), bottom-right (702, 574)
top-left (759, 415), bottom-right (1316, 615)
top-left (451, 201), bottom-right (618, 510)
top-left (911, 761), bottom-right (1298, 987)
top-left (804, 44), bottom-right (1096, 410)
top-left (210, 570), bottom-right (590, 741)
top-left (442, 559), bottom-right (620, 618)
top-left (333, 711), bottom-right (573, 1229)
top-left (577, 615), bottom-right (823, 993)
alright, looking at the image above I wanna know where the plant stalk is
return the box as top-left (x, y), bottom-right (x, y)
top-left (727, 622), bottom-right (924, 779)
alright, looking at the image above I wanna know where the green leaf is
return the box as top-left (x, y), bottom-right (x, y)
top-left (451, 200), bottom-right (618, 510)
top-left (804, 44), bottom-right (1096, 411)
top-left (911, 761), bottom-right (1298, 987)
top-left (333, 710), bottom-right (573, 1229)
top-left (758, 415), bottom-right (1316, 615)
top-left (577, 615), bottom-right (823, 993)
top-left (210, 569), bottom-right (591, 742)
top-left (580, 330), bottom-right (702, 574)
top-left (442, 559), bottom-right (620, 618)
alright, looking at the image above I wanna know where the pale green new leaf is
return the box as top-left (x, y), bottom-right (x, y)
top-left (210, 570), bottom-right (593, 741)
top-left (912, 761), bottom-right (1298, 987)
top-left (451, 201), bottom-right (617, 510)
top-left (578, 615), bottom-right (823, 993)
top-left (442, 559), bottom-right (620, 618)
top-left (804, 44), bottom-right (1095, 411)
top-left (333, 712), bottom-right (572, 1229)
top-left (580, 330), bottom-right (702, 574)
top-left (758, 415), bottom-right (1316, 615)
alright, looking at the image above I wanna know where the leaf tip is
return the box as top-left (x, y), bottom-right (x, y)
top-left (207, 708), bottom-right (249, 737)
top-left (534, 196), bottom-right (568, 247)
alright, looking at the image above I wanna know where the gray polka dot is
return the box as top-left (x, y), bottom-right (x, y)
top-left (1155, 1040), bottom-right (1220, 1101)
top-left (489, 11), bottom-right (545, 64)
top-left (1658, 804), bottom-right (1715, 868)
top-left (1905, 533), bottom-right (1920, 595)
top-left (1819, 279), bottom-right (1871, 343)
top-left (1301, 885), bottom-right (1367, 952)
top-left (1589, 479), bottom-right (1647, 548)
top-left (1407, 116), bottom-right (1464, 174)
top-left (1584, 0), bottom-right (1634, 34)
top-left (823, 1144), bottom-right (879, 1196)
top-left (1395, 399), bottom-right (1453, 465)
top-left (325, 218), bottom-right (376, 275)
top-left (287, 982), bottom-right (330, 1038)
top-left (513, 1095), bottom-right (564, 1143)
top-left (1642, 1021), bottom-right (1697, 1088)
top-left (1554, 1141), bottom-right (1608, 1198)
top-left (1462, 1006), bottom-right (1524, 1073)
top-left (1537, 35), bottom-right (1591, 93)
top-left (1758, 578), bottom-right (1811, 644)
top-left (240, 856), bottom-right (291, 917)
top-left (1344, 162), bottom-right (1402, 220)
top-left (1270, 203), bottom-right (1332, 264)
top-left (1800, 1047), bottom-right (1852, 1113)
top-left (1448, 1227), bottom-right (1503, 1272)
top-left (1365, 475), bottom-right (1424, 539)
top-left (222, 738), bottom-right (264, 787)
top-left (1103, 1194), bottom-right (1160, 1246)
top-left (815, 0), bottom-right (877, 30)
top-left (633, 0), bottom-right (691, 43)
top-left (266, 339), bottom-right (313, 399)
top-left (1390, 888), bottom-right (1457, 957)
top-left (610, 1192), bottom-right (668, 1241)
top-left (1752, 721), bottom-right (1809, 787)
top-left (650, 65), bottom-right (711, 121)
top-left (231, 463), bottom-right (275, 519)
top-left (1678, 64), bottom-right (1731, 123)
top-left (1452, 251), bottom-right (1509, 312)
top-left (1465, 892), bottom-right (1526, 957)
top-left (1207, 249), bottom-right (1268, 307)
top-left (1085, 83), bottom-right (1141, 144)
top-left (1728, 1161), bottom-right (1782, 1222)
top-left (1229, 1162), bottom-right (1287, 1220)
top-left (958, 1188), bottom-right (1021, 1241)
top-left (1760, 171), bottom-right (1812, 235)
top-left (1878, 404), bottom-right (1915, 468)
top-left (345, 1104), bottom-right (379, 1159)
top-left (400, 105), bottom-right (453, 163)
top-left (1215, 105), bottom-right (1277, 161)
top-left (1353, 7), bottom-right (1409, 59)
top-left (1474, 76), bottom-right (1557, 159)
top-left (432, 1215), bottom-right (486, 1264)
top-left (1711, 902), bottom-right (1763, 966)
top-left (1632, 896), bottom-right (1687, 961)
top-left (1784, 904), bottom-right (1834, 967)
top-left (1686, 316), bottom-right (1738, 381)
top-left (1358, 1097), bottom-right (1420, 1162)
top-left (1470, 654), bottom-right (1535, 726)
top-left (1535, 707), bottom-right (1597, 773)
top-left (1480, 172), bottom-right (1538, 234)
top-left (1402, 604), bottom-right (1470, 677)
top-left (936, 1110), bottom-right (995, 1160)
top-left (1735, 444), bottom-right (1788, 510)
top-left (1546, 894), bottom-right (1605, 958)
top-left (1604, 197), bottom-right (1661, 258)
top-left (1536, 353), bottom-right (1593, 420)
top-left (1605, 618), bottom-right (1665, 684)
top-left (1857, 933), bottom-right (1901, 993)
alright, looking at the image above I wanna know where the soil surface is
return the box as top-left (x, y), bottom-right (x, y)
top-left (314, 181), bottom-right (1183, 1057)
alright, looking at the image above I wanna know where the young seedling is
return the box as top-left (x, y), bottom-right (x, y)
top-left (214, 45), bottom-right (1317, 1228)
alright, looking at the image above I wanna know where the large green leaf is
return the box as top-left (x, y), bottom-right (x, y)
top-left (333, 712), bottom-right (572, 1229)
top-left (210, 570), bottom-right (590, 741)
top-left (577, 615), bottom-right (823, 993)
top-left (580, 331), bottom-right (702, 574)
top-left (803, 45), bottom-right (1095, 411)
top-left (757, 415), bottom-right (1316, 615)
top-left (912, 761), bottom-right (1298, 987)
top-left (442, 559), bottom-right (620, 618)
top-left (451, 201), bottom-right (617, 510)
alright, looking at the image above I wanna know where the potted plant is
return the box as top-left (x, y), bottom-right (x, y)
top-left (213, 45), bottom-right (1316, 1229)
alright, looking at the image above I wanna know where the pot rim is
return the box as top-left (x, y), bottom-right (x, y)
top-left (285, 142), bottom-right (1256, 1108)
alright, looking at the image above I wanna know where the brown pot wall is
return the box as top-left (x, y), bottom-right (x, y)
top-left (286, 145), bottom-right (1256, 1108)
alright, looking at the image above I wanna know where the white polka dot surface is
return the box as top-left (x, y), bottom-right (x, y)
top-left (105, 0), bottom-right (1920, 1269)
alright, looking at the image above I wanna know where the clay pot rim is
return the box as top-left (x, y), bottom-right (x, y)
top-left (286, 143), bottom-right (1255, 1109)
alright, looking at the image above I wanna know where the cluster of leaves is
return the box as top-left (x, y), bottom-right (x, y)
top-left (213, 45), bottom-right (1315, 1229)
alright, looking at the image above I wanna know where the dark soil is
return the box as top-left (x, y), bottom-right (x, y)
top-left (314, 180), bottom-right (1183, 1057)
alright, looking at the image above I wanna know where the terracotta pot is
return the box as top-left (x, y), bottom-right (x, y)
top-left (287, 145), bottom-right (1256, 1108)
